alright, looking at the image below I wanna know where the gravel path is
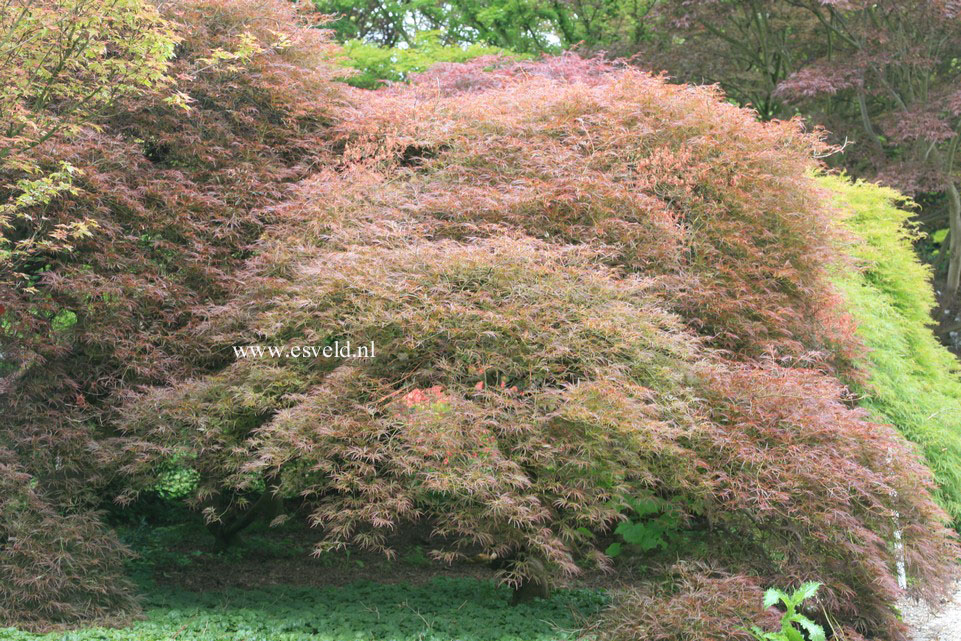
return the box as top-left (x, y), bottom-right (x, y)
top-left (901, 581), bottom-right (961, 641)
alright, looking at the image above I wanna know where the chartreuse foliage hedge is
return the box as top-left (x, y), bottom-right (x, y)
top-left (825, 174), bottom-right (961, 527)
top-left (0, 579), bottom-right (605, 641)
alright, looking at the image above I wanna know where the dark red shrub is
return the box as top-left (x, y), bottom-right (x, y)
top-left (0, 0), bottom-right (346, 626)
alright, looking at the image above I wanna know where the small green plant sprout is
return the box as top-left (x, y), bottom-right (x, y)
top-left (750, 582), bottom-right (826, 641)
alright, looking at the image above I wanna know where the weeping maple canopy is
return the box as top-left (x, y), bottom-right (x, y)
top-left (120, 57), bottom-right (958, 640)
top-left (0, 2), bottom-right (957, 638)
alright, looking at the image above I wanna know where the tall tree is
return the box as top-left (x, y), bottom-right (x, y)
top-left (773, 1), bottom-right (961, 318)
top-left (313, 0), bottom-right (658, 53)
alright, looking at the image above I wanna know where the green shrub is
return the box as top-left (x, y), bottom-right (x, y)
top-left (604, 495), bottom-right (683, 558)
top-left (824, 174), bottom-right (961, 527)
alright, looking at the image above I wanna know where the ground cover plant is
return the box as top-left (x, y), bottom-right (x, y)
top-left (0, 578), bottom-right (606, 641)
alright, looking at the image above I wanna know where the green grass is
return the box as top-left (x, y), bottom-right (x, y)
top-left (823, 173), bottom-right (961, 527)
top-left (0, 579), bottom-right (605, 641)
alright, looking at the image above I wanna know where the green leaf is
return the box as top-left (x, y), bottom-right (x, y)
top-left (782, 626), bottom-right (804, 641)
top-left (792, 616), bottom-right (826, 641)
top-left (628, 497), bottom-right (662, 517)
top-left (762, 588), bottom-right (784, 609)
top-left (792, 581), bottom-right (821, 604)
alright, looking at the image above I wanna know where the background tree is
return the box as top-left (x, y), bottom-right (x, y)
top-left (771, 1), bottom-right (961, 338)
top-left (314, 0), bottom-right (659, 81)
top-left (594, 0), bottom-right (961, 344)
top-left (647, 1), bottom-right (815, 120)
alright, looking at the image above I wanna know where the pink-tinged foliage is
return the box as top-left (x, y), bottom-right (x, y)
top-left (120, 58), bottom-right (958, 639)
top-left (407, 52), bottom-right (617, 96)
top-left (1, 4), bottom-right (957, 635)
top-left (774, 64), bottom-right (864, 99)
top-left (590, 563), bottom-right (782, 641)
top-left (700, 363), bottom-right (955, 637)
top-left (341, 61), bottom-right (857, 367)
top-left (882, 108), bottom-right (957, 144)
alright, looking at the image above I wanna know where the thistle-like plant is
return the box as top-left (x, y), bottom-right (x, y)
top-left (751, 582), bottom-right (825, 641)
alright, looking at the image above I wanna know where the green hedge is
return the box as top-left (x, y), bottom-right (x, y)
top-left (825, 174), bottom-right (961, 527)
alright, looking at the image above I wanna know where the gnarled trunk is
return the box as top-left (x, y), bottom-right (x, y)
top-left (206, 485), bottom-right (283, 551)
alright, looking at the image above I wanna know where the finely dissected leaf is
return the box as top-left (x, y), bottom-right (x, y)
top-left (1, 0), bottom-right (344, 627)
top-left (781, 627), bottom-right (804, 641)
top-left (3, 6), bottom-right (959, 638)
top-left (826, 174), bottom-right (961, 528)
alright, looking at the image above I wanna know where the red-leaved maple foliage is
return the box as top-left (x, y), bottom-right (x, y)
top-left (118, 56), bottom-right (957, 640)
top-left (343, 56), bottom-right (859, 367)
top-left (1, 3), bottom-right (958, 638)
top-left (0, 0), bottom-right (345, 626)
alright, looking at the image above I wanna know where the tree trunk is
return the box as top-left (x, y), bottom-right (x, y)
top-left (510, 574), bottom-right (551, 605)
top-left (945, 181), bottom-right (961, 305)
top-left (488, 555), bottom-right (551, 605)
top-left (207, 487), bottom-right (283, 551)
